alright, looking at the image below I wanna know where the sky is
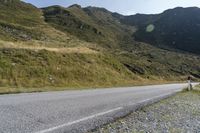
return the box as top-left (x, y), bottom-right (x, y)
top-left (23, 0), bottom-right (200, 15)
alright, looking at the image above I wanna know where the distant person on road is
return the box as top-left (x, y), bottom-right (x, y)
top-left (187, 75), bottom-right (193, 91)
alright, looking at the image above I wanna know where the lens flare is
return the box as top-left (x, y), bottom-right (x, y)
top-left (146, 24), bottom-right (155, 32)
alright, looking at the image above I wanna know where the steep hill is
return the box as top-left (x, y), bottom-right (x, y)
top-left (0, 0), bottom-right (200, 92)
top-left (42, 5), bottom-right (136, 49)
top-left (0, 0), bottom-right (87, 48)
top-left (116, 7), bottom-right (200, 54)
top-left (0, 0), bottom-right (45, 41)
top-left (0, 1), bottom-right (141, 92)
top-left (42, 5), bottom-right (200, 79)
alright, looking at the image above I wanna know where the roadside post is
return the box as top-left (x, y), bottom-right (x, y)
top-left (187, 75), bottom-right (192, 91)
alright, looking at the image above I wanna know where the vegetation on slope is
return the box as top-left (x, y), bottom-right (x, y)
top-left (116, 7), bottom-right (200, 54)
top-left (42, 5), bottom-right (136, 49)
top-left (0, 0), bottom-right (87, 48)
top-left (0, 48), bottom-right (139, 89)
top-left (0, 0), bottom-right (200, 93)
top-left (115, 42), bottom-right (200, 79)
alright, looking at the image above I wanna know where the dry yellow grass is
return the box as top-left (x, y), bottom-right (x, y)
top-left (0, 40), bottom-right (98, 54)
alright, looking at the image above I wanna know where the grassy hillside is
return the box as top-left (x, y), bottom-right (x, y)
top-left (115, 42), bottom-right (200, 79)
top-left (0, 0), bottom-right (88, 48)
top-left (0, 1), bottom-right (200, 93)
top-left (0, 0), bottom-right (43, 27)
top-left (0, 48), bottom-right (138, 88)
top-left (1, 43), bottom-right (200, 93)
top-left (42, 5), bottom-right (136, 49)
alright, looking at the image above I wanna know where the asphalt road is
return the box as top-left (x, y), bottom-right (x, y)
top-left (0, 83), bottom-right (194, 133)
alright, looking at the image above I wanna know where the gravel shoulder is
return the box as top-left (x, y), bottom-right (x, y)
top-left (89, 85), bottom-right (200, 133)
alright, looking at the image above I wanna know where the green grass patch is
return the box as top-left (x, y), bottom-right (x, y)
top-left (0, 48), bottom-right (139, 89)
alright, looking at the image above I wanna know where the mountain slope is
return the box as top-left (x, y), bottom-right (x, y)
top-left (0, 0), bottom-right (87, 48)
top-left (42, 5), bottom-right (200, 78)
top-left (0, 0), bottom-right (43, 27)
top-left (42, 5), bottom-right (136, 49)
top-left (0, 1), bottom-right (200, 92)
top-left (0, 0), bottom-right (45, 41)
top-left (0, 1), bottom-right (141, 91)
top-left (117, 7), bottom-right (200, 54)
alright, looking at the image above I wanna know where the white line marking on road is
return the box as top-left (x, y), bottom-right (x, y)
top-left (36, 107), bottom-right (123, 133)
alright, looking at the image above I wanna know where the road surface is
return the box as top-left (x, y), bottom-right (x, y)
top-left (0, 83), bottom-right (194, 133)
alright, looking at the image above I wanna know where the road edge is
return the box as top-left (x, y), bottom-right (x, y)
top-left (36, 90), bottom-right (182, 133)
